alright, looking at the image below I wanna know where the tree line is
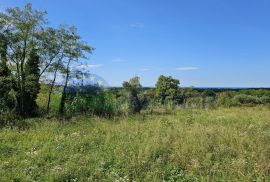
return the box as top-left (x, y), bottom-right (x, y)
top-left (1, 4), bottom-right (270, 122)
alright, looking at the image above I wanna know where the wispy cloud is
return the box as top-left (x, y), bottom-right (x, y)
top-left (176, 67), bottom-right (199, 71)
top-left (77, 64), bottom-right (103, 69)
top-left (140, 68), bottom-right (150, 72)
top-left (112, 58), bottom-right (125, 63)
top-left (130, 23), bottom-right (144, 28)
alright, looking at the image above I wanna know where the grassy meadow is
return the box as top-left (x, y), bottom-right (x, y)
top-left (1, 3), bottom-right (270, 182)
top-left (0, 107), bottom-right (269, 181)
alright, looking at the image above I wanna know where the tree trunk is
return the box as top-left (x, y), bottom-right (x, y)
top-left (15, 62), bottom-right (23, 114)
top-left (59, 59), bottom-right (71, 114)
top-left (46, 54), bottom-right (64, 113)
top-left (20, 63), bottom-right (25, 115)
top-left (46, 68), bottom-right (58, 112)
top-left (19, 40), bottom-right (27, 116)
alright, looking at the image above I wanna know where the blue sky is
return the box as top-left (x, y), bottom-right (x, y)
top-left (1, 0), bottom-right (270, 87)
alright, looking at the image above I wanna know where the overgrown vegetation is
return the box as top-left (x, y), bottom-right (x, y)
top-left (0, 107), bottom-right (269, 181)
top-left (1, 3), bottom-right (270, 121)
top-left (0, 3), bottom-right (270, 181)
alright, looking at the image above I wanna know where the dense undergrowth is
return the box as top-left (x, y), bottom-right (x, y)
top-left (0, 107), bottom-right (269, 181)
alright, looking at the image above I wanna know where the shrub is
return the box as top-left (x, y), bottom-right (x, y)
top-left (233, 94), bottom-right (261, 106)
top-left (0, 110), bottom-right (20, 127)
top-left (65, 88), bottom-right (116, 117)
top-left (216, 91), bottom-right (235, 107)
top-left (260, 96), bottom-right (270, 104)
top-left (203, 96), bottom-right (216, 109)
top-left (184, 97), bottom-right (203, 109)
top-left (122, 76), bottom-right (146, 113)
top-left (182, 87), bottom-right (200, 98)
top-left (201, 89), bottom-right (216, 97)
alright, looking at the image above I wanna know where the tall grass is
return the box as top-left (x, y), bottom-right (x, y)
top-left (0, 107), bottom-right (269, 181)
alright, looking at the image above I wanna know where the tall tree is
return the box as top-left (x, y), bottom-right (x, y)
top-left (0, 34), bottom-right (15, 110)
top-left (0, 3), bottom-right (47, 116)
top-left (39, 27), bottom-right (66, 112)
top-left (24, 49), bottom-right (40, 115)
top-left (0, 4), bottom-right (94, 116)
top-left (59, 26), bottom-right (93, 114)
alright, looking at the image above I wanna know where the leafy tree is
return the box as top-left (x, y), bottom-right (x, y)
top-left (155, 75), bottom-right (181, 104)
top-left (24, 49), bottom-right (40, 115)
top-left (0, 3), bottom-right (94, 116)
top-left (122, 76), bottom-right (145, 113)
top-left (59, 26), bottom-right (93, 114)
top-left (40, 27), bottom-right (66, 112)
top-left (182, 87), bottom-right (200, 98)
top-left (202, 89), bottom-right (216, 98)
top-left (0, 3), bottom-right (47, 116)
top-left (0, 34), bottom-right (15, 110)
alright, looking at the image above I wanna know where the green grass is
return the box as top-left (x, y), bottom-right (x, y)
top-left (0, 107), bottom-right (269, 181)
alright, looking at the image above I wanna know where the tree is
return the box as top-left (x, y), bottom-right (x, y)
top-left (24, 49), bottom-right (40, 115)
top-left (155, 75), bottom-right (181, 104)
top-left (0, 34), bottom-right (15, 110)
top-left (40, 27), bottom-right (66, 113)
top-left (0, 3), bottom-right (94, 116)
top-left (0, 3), bottom-right (47, 116)
top-left (122, 76), bottom-right (145, 113)
top-left (59, 26), bottom-right (93, 114)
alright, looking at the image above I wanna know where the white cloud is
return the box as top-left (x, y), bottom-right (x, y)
top-left (130, 23), bottom-right (144, 28)
top-left (112, 58), bottom-right (125, 63)
top-left (140, 68), bottom-right (150, 72)
top-left (176, 67), bottom-right (199, 71)
top-left (77, 64), bottom-right (103, 69)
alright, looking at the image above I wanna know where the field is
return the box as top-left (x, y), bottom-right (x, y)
top-left (0, 107), bottom-right (269, 181)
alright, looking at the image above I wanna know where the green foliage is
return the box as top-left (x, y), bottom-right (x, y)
top-left (238, 89), bottom-right (270, 97)
top-left (155, 75), bottom-right (182, 105)
top-left (260, 95), bottom-right (270, 104)
top-left (23, 49), bottom-right (41, 116)
top-left (0, 110), bottom-right (28, 129)
top-left (203, 96), bottom-right (216, 108)
top-left (0, 36), bottom-right (15, 110)
top-left (185, 97), bottom-right (203, 109)
top-left (0, 107), bottom-right (269, 181)
top-left (216, 91), bottom-right (235, 107)
top-left (0, 110), bottom-right (16, 127)
top-left (201, 89), bottom-right (216, 97)
top-left (233, 94), bottom-right (262, 106)
top-left (65, 88), bottom-right (115, 117)
top-left (0, 3), bottom-right (46, 116)
top-left (58, 26), bottom-right (94, 114)
top-left (182, 87), bottom-right (200, 98)
top-left (122, 76), bottom-right (146, 113)
top-left (0, 3), bottom-right (93, 117)
top-left (37, 84), bottom-right (62, 114)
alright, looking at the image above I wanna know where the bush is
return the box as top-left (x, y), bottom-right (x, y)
top-left (184, 97), bottom-right (203, 109)
top-left (216, 91), bottom-right (235, 107)
top-left (203, 96), bottom-right (216, 108)
top-left (260, 96), bottom-right (270, 104)
top-left (122, 76), bottom-right (146, 114)
top-left (65, 88), bottom-right (116, 117)
top-left (0, 110), bottom-right (21, 127)
top-left (201, 89), bottom-right (216, 97)
top-left (233, 94), bottom-right (262, 106)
